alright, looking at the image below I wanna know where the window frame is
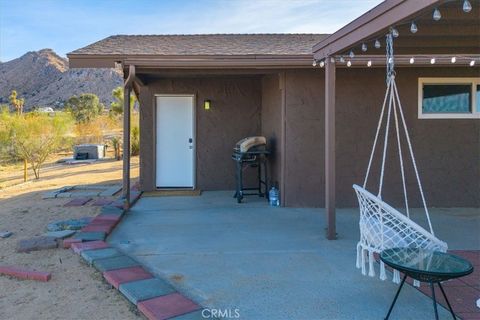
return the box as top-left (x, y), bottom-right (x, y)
top-left (418, 77), bottom-right (480, 119)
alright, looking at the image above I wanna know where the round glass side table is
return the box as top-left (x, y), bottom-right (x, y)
top-left (380, 247), bottom-right (474, 320)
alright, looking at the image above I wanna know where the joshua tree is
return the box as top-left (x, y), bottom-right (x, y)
top-left (8, 90), bottom-right (25, 115)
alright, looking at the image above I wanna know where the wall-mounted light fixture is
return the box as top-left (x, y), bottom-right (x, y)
top-left (204, 99), bottom-right (211, 110)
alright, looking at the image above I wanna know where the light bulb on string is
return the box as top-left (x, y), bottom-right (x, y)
top-left (347, 60), bottom-right (352, 67)
top-left (367, 60), bottom-right (372, 67)
top-left (374, 40), bottom-right (381, 49)
top-left (430, 58), bottom-right (436, 64)
top-left (349, 50), bottom-right (355, 58)
top-left (433, 8), bottom-right (441, 21)
top-left (319, 60), bottom-right (325, 68)
top-left (312, 60), bottom-right (317, 67)
top-left (410, 21), bottom-right (418, 33)
top-left (463, 0), bottom-right (472, 13)
top-left (391, 28), bottom-right (399, 38)
top-left (339, 56), bottom-right (345, 63)
top-left (361, 43), bottom-right (367, 52)
top-left (470, 60), bottom-right (476, 67)
top-left (409, 57), bottom-right (415, 64)
top-left (451, 57), bottom-right (456, 63)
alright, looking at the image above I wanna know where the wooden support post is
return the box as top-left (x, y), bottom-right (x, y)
top-left (123, 85), bottom-right (131, 209)
top-left (325, 57), bottom-right (336, 240)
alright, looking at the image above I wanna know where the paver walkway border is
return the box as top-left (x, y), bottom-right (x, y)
top-left (66, 186), bottom-right (206, 320)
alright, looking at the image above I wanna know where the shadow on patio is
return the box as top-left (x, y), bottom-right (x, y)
top-left (108, 191), bottom-right (479, 320)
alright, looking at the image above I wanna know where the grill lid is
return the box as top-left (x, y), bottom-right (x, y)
top-left (235, 136), bottom-right (267, 153)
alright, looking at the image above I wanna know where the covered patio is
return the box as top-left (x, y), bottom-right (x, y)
top-left (108, 192), bottom-right (479, 319)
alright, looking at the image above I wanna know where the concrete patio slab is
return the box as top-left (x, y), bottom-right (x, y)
top-left (170, 310), bottom-right (210, 320)
top-left (81, 247), bottom-right (122, 265)
top-left (137, 293), bottom-right (200, 320)
top-left (119, 278), bottom-right (175, 305)
top-left (109, 191), bottom-right (480, 320)
top-left (93, 255), bottom-right (140, 272)
top-left (103, 266), bottom-right (153, 289)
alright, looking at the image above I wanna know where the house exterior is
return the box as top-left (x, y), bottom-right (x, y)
top-left (68, 0), bottom-right (479, 231)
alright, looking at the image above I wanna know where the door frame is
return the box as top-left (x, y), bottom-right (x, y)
top-left (154, 93), bottom-right (196, 190)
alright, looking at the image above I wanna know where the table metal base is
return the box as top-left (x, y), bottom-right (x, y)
top-left (384, 274), bottom-right (457, 320)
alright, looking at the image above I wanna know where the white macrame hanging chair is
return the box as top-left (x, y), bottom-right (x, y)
top-left (353, 34), bottom-right (448, 286)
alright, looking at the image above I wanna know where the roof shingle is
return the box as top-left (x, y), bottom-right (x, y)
top-left (68, 34), bottom-right (328, 56)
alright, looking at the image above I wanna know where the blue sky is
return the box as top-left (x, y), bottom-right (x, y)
top-left (0, 0), bottom-right (382, 62)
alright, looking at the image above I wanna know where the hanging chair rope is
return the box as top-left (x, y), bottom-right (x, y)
top-left (353, 32), bottom-right (446, 284)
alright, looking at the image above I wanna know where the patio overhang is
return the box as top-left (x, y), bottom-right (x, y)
top-left (314, 0), bottom-right (480, 240)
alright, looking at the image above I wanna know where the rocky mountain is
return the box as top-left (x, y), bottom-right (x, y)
top-left (0, 49), bottom-right (122, 110)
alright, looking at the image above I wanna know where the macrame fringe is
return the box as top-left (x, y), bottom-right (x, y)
top-left (368, 250), bottom-right (375, 277)
top-left (361, 248), bottom-right (366, 276)
top-left (356, 243), bottom-right (362, 269)
top-left (379, 261), bottom-right (387, 280)
top-left (413, 280), bottom-right (420, 287)
top-left (393, 270), bottom-right (401, 284)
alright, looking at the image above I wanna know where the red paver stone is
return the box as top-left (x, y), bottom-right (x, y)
top-left (64, 198), bottom-right (92, 207)
top-left (71, 240), bottom-right (109, 253)
top-left (90, 198), bottom-right (114, 206)
top-left (63, 238), bottom-right (82, 248)
top-left (138, 293), bottom-right (200, 320)
top-left (81, 224), bottom-right (114, 233)
top-left (0, 266), bottom-right (51, 282)
top-left (91, 215), bottom-right (121, 223)
top-left (103, 266), bottom-right (153, 289)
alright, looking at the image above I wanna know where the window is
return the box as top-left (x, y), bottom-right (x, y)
top-left (418, 78), bottom-right (480, 119)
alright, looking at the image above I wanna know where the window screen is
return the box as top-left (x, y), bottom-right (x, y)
top-left (422, 84), bottom-right (471, 113)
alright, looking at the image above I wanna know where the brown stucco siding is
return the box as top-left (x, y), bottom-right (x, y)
top-left (261, 74), bottom-right (283, 193)
top-left (283, 67), bottom-right (480, 208)
top-left (283, 70), bottom-right (325, 207)
top-left (139, 76), bottom-right (262, 191)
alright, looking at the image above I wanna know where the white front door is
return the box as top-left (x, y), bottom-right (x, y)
top-left (156, 95), bottom-right (195, 188)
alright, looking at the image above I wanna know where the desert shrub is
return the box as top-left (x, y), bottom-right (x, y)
top-left (66, 93), bottom-right (104, 123)
top-left (110, 136), bottom-right (122, 160)
top-left (131, 126), bottom-right (140, 156)
top-left (3, 112), bottom-right (73, 179)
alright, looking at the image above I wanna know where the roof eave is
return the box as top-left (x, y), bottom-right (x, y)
top-left (67, 54), bottom-right (316, 69)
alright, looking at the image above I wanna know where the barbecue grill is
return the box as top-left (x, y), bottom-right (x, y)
top-left (231, 136), bottom-right (269, 203)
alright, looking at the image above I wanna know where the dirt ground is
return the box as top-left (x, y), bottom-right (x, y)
top-left (0, 157), bottom-right (141, 320)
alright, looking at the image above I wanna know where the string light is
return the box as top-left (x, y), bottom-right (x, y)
top-left (361, 43), bottom-right (367, 52)
top-left (470, 60), bottom-right (476, 67)
top-left (388, 57), bottom-right (393, 64)
top-left (451, 56), bottom-right (456, 63)
top-left (409, 57), bottom-right (415, 64)
top-left (433, 8), bottom-right (442, 21)
top-left (319, 60), bottom-right (325, 68)
top-left (463, 0), bottom-right (472, 13)
top-left (374, 40), bottom-right (381, 49)
top-left (430, 58), bottom-right (436, 64)
top-left (410, 21), bottom-right (418, 34)
top-left (339, 56), bottom-right (345, 63)
top-left (347, 60), bottom-right (352, 67)
top-left (367, 60), bottom-right (372, 67)
top-left (349, 50), bottom-right (355, 58)
top-left (312, 60), bottom-right (317, 67)
top-left (391, 28), bottom-right (399, 38)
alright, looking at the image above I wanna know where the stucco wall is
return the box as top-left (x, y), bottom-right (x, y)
top-left (261, 74), bottom-right (283, 192)
top-left (283, 67), bottom-right (480, 207)
top-left (139, 77), bottom-right (262, 191)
